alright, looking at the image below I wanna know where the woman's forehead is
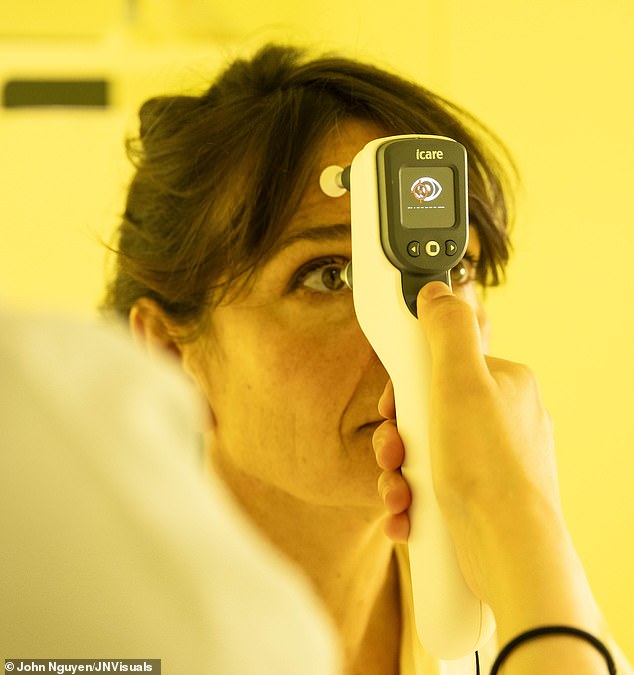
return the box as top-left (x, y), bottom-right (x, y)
top-left (318, 119), bottom-right (388, 167)
top-left (284, 119), bottom-right (388, 229)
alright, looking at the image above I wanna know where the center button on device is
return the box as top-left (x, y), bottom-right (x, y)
top-left (407, 241), bottom-right (421, 257)
top-left (425, 240), bottom-right (441, 257)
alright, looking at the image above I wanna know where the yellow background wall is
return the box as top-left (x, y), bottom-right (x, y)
top-left (2, 0), bottom-right (633, 657)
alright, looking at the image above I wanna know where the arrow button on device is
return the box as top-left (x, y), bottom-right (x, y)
top-left (407, 241), bottom-right (421, 257)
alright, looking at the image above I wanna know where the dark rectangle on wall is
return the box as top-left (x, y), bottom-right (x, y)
top-left (2, 79), bottom-right (109, 108)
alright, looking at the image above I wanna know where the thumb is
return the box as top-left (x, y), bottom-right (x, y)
top-left (417, 282), bottom-right (488, 382)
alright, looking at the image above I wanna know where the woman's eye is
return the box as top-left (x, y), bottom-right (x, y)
top-left (295, 258), bottom-right (349, 293)
top-left (450, 256), bottom-right (477, 286)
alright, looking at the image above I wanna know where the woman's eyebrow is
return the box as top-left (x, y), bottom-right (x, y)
top-left (275, 223), bottom-right (351, 253)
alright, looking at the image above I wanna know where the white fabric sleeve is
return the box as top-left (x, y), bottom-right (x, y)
top-left (0, 309), bottom-right (340, 674)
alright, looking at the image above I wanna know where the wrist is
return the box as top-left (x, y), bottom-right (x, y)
top-left (491, 626), bottom-right (617, 675)
top-left (467, 495), bottom-right (600, 643)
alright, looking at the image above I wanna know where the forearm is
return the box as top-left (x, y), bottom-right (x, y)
top-left (474, 497), bottom-right (628, 674)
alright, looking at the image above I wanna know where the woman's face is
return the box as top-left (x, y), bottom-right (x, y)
top-left (181, 119), bottom-right (487, 512)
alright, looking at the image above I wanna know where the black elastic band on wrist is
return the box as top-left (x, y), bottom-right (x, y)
top-left (490, 625), bottom-right (616, 674)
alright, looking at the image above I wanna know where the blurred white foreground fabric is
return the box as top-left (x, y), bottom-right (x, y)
top-left (0, 309), bottom-right (340, 674)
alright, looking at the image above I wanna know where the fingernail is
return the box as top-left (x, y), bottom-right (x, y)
top-left (372, 426), bottom-right (384, 455)
top-left (420, 280), bottom-right (452, 303)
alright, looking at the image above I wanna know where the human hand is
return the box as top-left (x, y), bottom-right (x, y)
top-left (374, 282), bottom-right (628, 675)
top-left (373, 281), bottom-right (568, 607)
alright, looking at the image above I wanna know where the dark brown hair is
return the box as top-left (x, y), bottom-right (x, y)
top-left (102, 43), bottom-right (515, 327)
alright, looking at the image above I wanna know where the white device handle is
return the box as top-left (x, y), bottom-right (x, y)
top-left (348, 135), bottom-right (495, 659)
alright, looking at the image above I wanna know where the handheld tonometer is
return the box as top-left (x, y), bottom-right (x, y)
top-left (322, 135), bottom-right (495, 659)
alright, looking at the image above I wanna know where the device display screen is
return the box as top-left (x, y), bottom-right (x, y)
top-left (399, 166), bottom-right (456, 229)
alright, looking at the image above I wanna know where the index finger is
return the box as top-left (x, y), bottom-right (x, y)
top-left (378, 379), bottom-right (396, 419)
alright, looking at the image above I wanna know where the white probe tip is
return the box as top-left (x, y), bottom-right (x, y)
top-left (319, 165), bottom-right (347, 198)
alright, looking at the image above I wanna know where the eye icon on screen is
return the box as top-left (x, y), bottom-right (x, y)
top-left (410, 177), bottom-right (442, 204)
